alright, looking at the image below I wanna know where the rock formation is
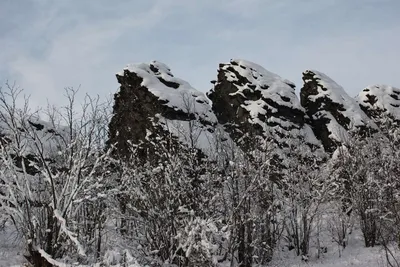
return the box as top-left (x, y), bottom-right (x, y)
top-left (109, 61), bottom-right (225, 162)
top-left (357, 84), bottom-right (400, 126)
top-left (109, 59), bottom-right (399, 164)
top-left (207, 59), bottom-right (324, 165)
top-left (300, 70), bottom-right (378, 152)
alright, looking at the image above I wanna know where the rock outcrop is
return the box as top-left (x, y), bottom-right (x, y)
top-left (109, 61), bottom-right (225, 161)
top-left (300, 70), bottom-right (378, 152)
top-left (207, 59), bottom-right (323, 161)
top-left (108, 59), bottom-right (399, 165)
top-left (357, 84), bottom-right (400, 126)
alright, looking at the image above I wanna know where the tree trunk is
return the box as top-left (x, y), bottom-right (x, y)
top-left (238, 222), bottom-right (246, 267)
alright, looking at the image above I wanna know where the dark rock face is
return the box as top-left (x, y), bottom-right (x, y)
top-left (108, 60), bottom-right (332, 174)
top-left (300, 70), bottom-right (378, 153)
top-left (108, 70), bottom-right (170, 160)
top-left (108, 61), bottom-right (218, 162)
top-left (207, 59), bottom-right (322, 157)
top-left (356, 85), bottom-right (400, 127)
top-left (108, 59), bottom-right (399, 165)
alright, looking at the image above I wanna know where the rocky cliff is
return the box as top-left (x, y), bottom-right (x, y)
top-left (300, 70), bottom-right (378, 152)
top-left (109, 61), bottom-right (229, 162)
top-left (357, 84), bottom-right (400, 126)
top-left (109, 59), bottom-right (399, 163)
top-left (207, 59), bottom-right (323, 164)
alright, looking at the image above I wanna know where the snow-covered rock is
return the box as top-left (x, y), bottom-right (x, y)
top-left (300, 70), bottom-right (378, 152)
top-left (207, 59), bottom-right (323, 160)
top-left (357, 84), bottom-right (400, 125)
top-left (110, 60), bottom-right (400, 163)
top-left (110, 61), bottom-right (228, 161)
top-left (117, 61), bottom-right (216, 125)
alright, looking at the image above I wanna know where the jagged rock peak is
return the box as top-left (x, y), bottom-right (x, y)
top-left (212, 59), bottom-right (301, 111)
top-left (116, 60), bottom-right (216, 125)
top-left (357, 84), bottom-right (400, 123)
top-left (111, 60), bottom-right (225, 160)
top-left (208, 59), bottom-right (322, 152)
top-left (221, 59), bottom-right (297, 89)
top-left (301, 70), bottom-right (378, 152)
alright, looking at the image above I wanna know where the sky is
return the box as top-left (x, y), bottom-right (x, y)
top-left (1, 0), bottom-right (399, 108)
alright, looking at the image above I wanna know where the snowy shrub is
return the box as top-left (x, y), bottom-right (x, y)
top-left (0, 85), bottom-right (113, 266)
top-left (173, 218), bottom-right (226, 266)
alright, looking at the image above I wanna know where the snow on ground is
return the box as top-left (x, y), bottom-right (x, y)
top-left (0, 222), bottom-right (26, 267)
top-left (2, 221), bottom-right (398, 267)
top-left (271, 227), bottom-right (396, 267)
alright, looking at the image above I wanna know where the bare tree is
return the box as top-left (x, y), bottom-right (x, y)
top-left (0, 83), bottom-right (113, 266)
top-left (331, 128), bottom-right (400, 267)
top-left (281, 139), bottom-right (334, 259)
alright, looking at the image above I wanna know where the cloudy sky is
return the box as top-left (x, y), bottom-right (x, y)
top-left (1, 0), bottom-right (399, 108)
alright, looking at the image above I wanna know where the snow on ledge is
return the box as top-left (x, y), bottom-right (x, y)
top-left (117, 60), bottom-right (217, 125)
top-left (304, 70), bottom-right (378, 143)
top-left (357, 84), bottom-right (400, 121)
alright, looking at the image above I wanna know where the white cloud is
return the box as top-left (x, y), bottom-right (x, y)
top-left (2, 0), bottom-right (178, 108)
